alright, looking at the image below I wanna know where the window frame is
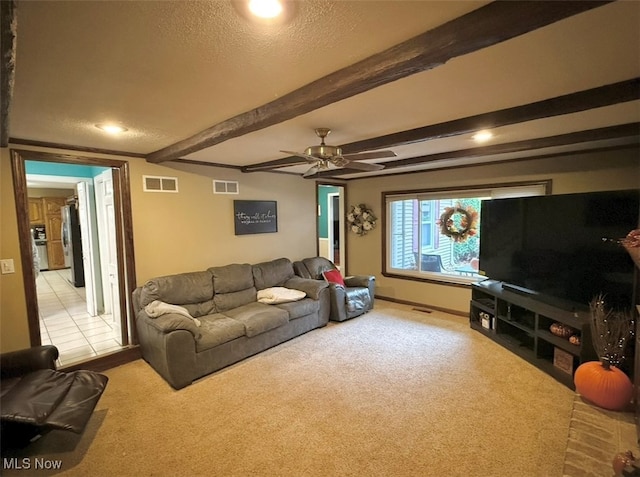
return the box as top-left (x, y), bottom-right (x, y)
top-left (381, 180), bottom-right (551, 287)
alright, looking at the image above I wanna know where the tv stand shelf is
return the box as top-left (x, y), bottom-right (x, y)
top-left (469, 280), bottom-right (597, 389)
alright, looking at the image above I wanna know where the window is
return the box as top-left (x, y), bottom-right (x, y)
top-left (384, 181), bottom-right (549, 284)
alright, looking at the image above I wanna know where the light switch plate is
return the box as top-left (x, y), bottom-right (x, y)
top-left (1, 259), bottom-right (15, 274)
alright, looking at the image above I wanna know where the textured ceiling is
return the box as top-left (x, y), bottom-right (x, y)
top-left (6, 0), bottom-right (640, 179)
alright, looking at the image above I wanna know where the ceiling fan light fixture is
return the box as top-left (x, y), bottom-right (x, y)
top-left (286, 128), bottom-right (393, 178)
top-left (95, 123), bottom-right (128, 135)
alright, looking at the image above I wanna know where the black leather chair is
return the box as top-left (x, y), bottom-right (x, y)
top-left (1, 345), bottom-right (108, 448)
top-left (293, 257), bottom-right (375, 322)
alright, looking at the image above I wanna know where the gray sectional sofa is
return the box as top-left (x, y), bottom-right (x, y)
top-left (132, 258), bottom-right (330, 389)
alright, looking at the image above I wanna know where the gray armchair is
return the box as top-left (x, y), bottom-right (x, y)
top-left (1, 345), bottom-right (108, 448)
top-left (293, 257), bottom-right (375, 322)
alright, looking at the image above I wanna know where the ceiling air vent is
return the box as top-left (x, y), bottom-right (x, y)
top-left (143, 175), bottom-right (178, 193)
top-left (213, 180), bottom-right (239, 194)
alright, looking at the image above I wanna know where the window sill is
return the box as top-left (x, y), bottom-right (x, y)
top-left (382, 269), bottom-right (486, 288)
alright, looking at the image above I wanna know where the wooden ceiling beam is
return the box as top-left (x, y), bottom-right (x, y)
top-left (339, 78), bottom-right (640, 155)
top-left (243, 78), bottom-right (640, 172)
top-left (310, 123), bottom-right (640, 179)
top-left (146, 0), bottom-right (610, 163)
top-left (1, 0), bottom-right (17, 147)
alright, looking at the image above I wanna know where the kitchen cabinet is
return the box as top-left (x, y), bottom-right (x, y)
top-left (44, 197), bottom-right (66, 215)
top-left (42, 198), bottom-right (67, 270)
top-left (28, 198), bottom-right (44, 224)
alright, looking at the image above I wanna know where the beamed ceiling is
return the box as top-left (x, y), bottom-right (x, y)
top-left (2, 1), bottom-right (639, 180)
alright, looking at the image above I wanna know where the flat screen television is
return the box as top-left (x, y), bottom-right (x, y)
top-left (479, 189), bottom-right (639, 312)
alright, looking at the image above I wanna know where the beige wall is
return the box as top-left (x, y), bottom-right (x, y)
top-left (1, 145), bottom-right (638, 352)
top-left (0, 146), bottom-right (318, 353)
top-left (1, 148), bottom-right (31, 351)
top-left (130, 160), bottom-right (318, 281)
top-left (346, 148), bottom-right (640, 314)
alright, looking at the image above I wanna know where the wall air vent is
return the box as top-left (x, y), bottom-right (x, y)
top-left (213, 180), bottom-right (239, 194)
top-left (143, 175), bottom-right (178, 193)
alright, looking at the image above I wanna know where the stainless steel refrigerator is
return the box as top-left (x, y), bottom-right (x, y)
top-left (61, 203), bottom-right (85, 287)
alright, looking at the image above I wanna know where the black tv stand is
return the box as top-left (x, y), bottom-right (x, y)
top-left (501, 283), bottom-right (536, 296)
top-left (470, 280), bottom-right (597, 389)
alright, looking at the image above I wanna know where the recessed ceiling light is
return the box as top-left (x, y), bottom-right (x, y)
top-left (96, 123), bottom-right (128, 134)
top-left (472, 130), bottom-right (493, 143)
top-left (233, 0), bottom-right (294, 25)
top-left (248, 0), bottom-right (283, 18)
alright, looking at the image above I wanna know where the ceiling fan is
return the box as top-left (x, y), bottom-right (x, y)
top-left (281, 128), bottom-right (396, 177)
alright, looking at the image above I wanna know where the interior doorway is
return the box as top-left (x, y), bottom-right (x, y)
top-left (11, 149), bottom-right (136, 368)
top-left (317, 183), bottom-right (345, 270)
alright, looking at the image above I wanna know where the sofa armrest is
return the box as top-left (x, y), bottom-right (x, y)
top-left (328, 284), bottom-right (348, 322)
top-left (0, 345), bottom-right (59, 379)
top-left (344, 275), bottom-right (374, 288)
top-left (344, 275), bottom-right (375, 309)
top-left (137, 311), bottom-right (201, 339)
top-left (284, 276), bottom-right (328, 300)
top-left (135, 319), bottom-right (197, 390)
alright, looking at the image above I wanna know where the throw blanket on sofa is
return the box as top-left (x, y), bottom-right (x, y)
top-left (257, 287), bottom-right (306, 304)
top-left (145, 300), bottom-right (201, 327)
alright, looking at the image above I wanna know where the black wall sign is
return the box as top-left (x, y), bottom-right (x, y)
top-left (233, 200), bottom-right (278, 235)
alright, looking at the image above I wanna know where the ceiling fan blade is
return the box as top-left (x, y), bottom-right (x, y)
top-left (342, 150), bottom-right (396, 161)
top-left (302, 165), bottom-right (320, 178)
top-left (302, 159), bottom-right (332, 177)
top-left (280, 150), bottom-right (319, 163)
top-left (346, 161), bottom-right (386, 172)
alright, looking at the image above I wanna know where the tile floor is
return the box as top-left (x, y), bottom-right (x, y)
top-left (37, 269), bottom-right (124, 367)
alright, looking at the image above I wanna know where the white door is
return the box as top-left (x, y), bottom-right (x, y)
top-left (327, 193), bottom-right (338, 264)
top-left (76, 181), bottom-right (101, 316)
top-left (318, 186), bottom-right (345, 269)
top-left (94, 170), bottom-right (122, 345)
top-left (327, 191), bottom-right (345, 269)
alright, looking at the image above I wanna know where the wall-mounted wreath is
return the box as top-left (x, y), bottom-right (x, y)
top-left (347, 204), bottom-right (377, 236)
top-left (437, 204), bottom-right (478, 243)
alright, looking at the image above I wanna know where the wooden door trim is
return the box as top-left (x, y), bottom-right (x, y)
top-left (10, 149), bottom-right (137, 348)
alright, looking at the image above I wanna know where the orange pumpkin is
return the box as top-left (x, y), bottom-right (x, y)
top-left (574, 359), bottom-right (633, 411)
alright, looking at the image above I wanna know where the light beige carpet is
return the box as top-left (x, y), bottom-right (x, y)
top-left (2, 301), bottom-right (574, 476)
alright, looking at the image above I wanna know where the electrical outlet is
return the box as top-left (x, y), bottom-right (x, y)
top-left (1, 259), bottom-right (15, 274)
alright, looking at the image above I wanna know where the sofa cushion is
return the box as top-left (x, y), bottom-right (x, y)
top-left (139, 271), bottom-right (215, 314)
top-left (223, 303), bottom-right (289, 338)
top-left (276, 298), bottom-right (319, 320)
top-left (141, 311), bottom-right (202, 339)
top-left (214, 287), bottom-right (257, 312)
top-left (196, 314), bottom-right (246, 352)
top-left (252, 258), bottom-right (295, 290)
top-left (209, 263), bottom-right (254, 294)
top-left (301, 257), bottom-right (336, 280)
top-left (183, 301), bottom-right (218, 319)
top-left (292, 260), bottom-right (311, 279)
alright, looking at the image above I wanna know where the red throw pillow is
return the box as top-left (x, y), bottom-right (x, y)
top-left (322, 269), bottom-right (345, 286)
